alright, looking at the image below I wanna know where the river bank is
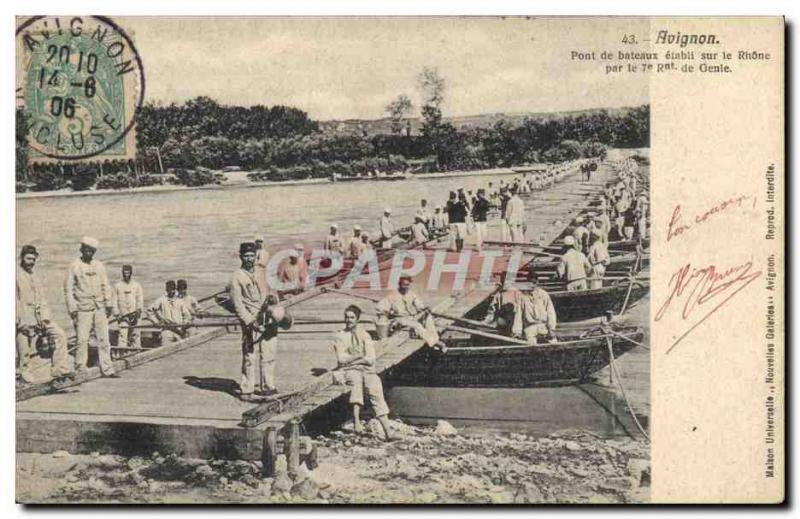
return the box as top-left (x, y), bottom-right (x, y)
top-left (15, 166), bottom-right (522, 200)
top-left (16, 419), bottom-right (649, 504)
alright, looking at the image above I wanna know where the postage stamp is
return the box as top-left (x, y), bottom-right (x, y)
top-left (15, 16), bottom-right (144, 162)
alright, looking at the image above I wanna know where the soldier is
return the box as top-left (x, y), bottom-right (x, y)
top-left (148, 280), bottom-right (192, 343)
top-left (520, 274), bottom-right (558, 345)
top-left (331, 304), bottom-right (395, 441)
top-left (17, 245), bottom-right (72, 382)
top-left (230, 242), bottom-right (291, 401)
top-left (376, 276), bottom-right (446, 352)
top-left (113, 265), bottom-right (144, 349)
top-left (556, 236), bottom-right (593, 291)
top-left (177, 279), bottom-right (201, 318)
top-left (347, 225), bottom-right (364, 259)
top-left (504, 186), bottom-right (526, 243)
top-left (64, 236), bottom-right (116, 377)
top-left (379, 209), bottom-right (398, 248)
top-left (325, 224), bottom-right (346, 256)
top-left (587, 228), bottom-right (611, 289)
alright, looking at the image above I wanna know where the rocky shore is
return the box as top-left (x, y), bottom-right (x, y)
top-left (17, 420), bottom-right (649, 504)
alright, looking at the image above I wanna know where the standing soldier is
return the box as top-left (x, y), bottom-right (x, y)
top-left (504, 186), bottom-right (526, 244)
top-left (472, 189), bottom-right (491, 250)
top-left (556, 236), bottom-right (593, 291)
top-left (230, 242), bottom-right (291, 401)
top-left (113, 265), bottom-right (144, 350)
top-left (347, 225), bottom-right (364, 259)
top-left (64, 237), bottom-right (116, 377)
top-left (587, 228), bottom-right (611, 289)
top-left (379, 209), bottom-right (398, 249)
top-left (17, 245), bottom-right (72, 382)
top-left (325, 224), bottom-right (346, 256)
top-left (255, 236), bottom-right (270, 295)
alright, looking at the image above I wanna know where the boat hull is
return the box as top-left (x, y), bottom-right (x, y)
top-left (388, 326), bottom-right (644, 388)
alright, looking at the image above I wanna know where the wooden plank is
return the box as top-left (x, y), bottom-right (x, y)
top-left (16, 327), bottom-right (227, 402)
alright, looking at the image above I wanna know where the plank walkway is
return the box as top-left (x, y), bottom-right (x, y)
top-left (16, 161), bottom-right (618, 466)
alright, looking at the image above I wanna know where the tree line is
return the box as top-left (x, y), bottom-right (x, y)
top-left (16, 67), bottom-right (649, 192)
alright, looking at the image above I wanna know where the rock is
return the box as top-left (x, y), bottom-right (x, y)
top-left (195, 464), bottom-right (215, 478)
top-left (514, 483), bottom-right (544, 504)
top-left (274, 455), bottom-right (288, 477)
top-left (598, 476), bottom-right (636, 492)
top-left (126, 457), bottom-right (146, 471)
top-left (627, 458), bottom-right (651, 487)
top-left (416, 491), bottom-right (438, 503)
top-left (435, 420), bottom-right (458, 436)
top-left (292, 478), bottom-right (320, 500)
top-left (130, 471), bottom-right (145, 484)
top-left (489, 491), bottom-right (515, 504)
top-left (66, 475), bottom-right (79, 483)
top-left (220, 476), bottom-right (229, 485)
top-left (274, 473), bottom-right (293, 494)
top-left (147, 479), bottom-right (160, 492)
top-left (52, 450), bottom-right (70, 458)
top-left (154, 456), bottom-right (165, 465)
top-left (563, 440), bottom-right (581, 451)
top-left (90, 451), bottom-right (100, 458)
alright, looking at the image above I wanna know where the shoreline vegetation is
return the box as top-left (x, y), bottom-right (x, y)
top-left (16, 166), bottom-right (529, 200)
top-left (17, 68), bottom-right (649, 196)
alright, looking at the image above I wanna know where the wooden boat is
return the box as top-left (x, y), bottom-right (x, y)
top-left (466, 279), bottom-right (650, 323)
top-left (525, 251), bottom-right (650, 278)
top-left (388, 325), bottom-right (644, 388)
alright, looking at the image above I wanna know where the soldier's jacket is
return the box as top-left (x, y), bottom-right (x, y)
top-left (64, 258), bottom-right (111, 313)
top-left (113, 280), bottom-right (144, 316)
top-left (17, 266), bottom-right (51, 328)
top-left (229, 268), bottom-right (264, 326)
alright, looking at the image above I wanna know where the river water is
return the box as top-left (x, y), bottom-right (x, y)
top-left (17, 170), bottom-right (649, 439)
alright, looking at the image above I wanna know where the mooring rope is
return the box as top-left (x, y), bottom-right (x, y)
top-left (606, 336), bottom-right (650, 442)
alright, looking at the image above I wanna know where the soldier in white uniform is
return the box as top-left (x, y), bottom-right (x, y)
top-left (147, 280), bottom-right (192, 343)
top-left (17, 245), bottom-right (72, 382)
top-left (64, 236), bottom-right (116, 377)
top-left (177, 279), bottom-right (201, 318)
top-left (556, 236), bottom-right (593, 291)
top-left (331, 304), bottom-right (395, 441)
top-left (504, 187), bottom-right (526, 243)
top-left (230, 242), bottom-right (291, 401)
top-left (324, 224), bottom-right (346, 257)
top-left (376, 276), bottom-right (446, 352)
top-left (113, 265), bottom-right (144, 349)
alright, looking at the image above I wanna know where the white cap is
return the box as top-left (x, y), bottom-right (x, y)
top-left (81, 236), bottom-right (99, 249)
top-left (294, 243), bottom-right (305, 250)
top-left (563, 236), bottom-right (576, 246)
top-left (574, 216), bottom-right (584, 224)
top-left (384, 208), bottom-right (392, 214)
top-left (354, 224), bottom-right (362, 231)
top-left (331, 224), bottom-right (338, 230)
top-left (255, 235), bottom-right (265, 242)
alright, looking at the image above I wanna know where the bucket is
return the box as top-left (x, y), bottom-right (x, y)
top-left (375, 318), bottom-right (390, 339)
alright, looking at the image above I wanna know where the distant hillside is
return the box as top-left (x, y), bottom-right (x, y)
top-left (319, 107), bottom-right (639, 136)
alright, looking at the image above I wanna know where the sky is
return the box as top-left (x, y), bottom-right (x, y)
top-left (122, 16), bottom-right (650, 120)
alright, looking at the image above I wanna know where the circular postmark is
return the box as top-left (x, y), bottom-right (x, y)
top-left (16, 16), bottom-right (145, 161)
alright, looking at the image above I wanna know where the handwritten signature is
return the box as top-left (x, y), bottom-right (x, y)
top-left (655, 260), bottom-right (762, 353)
top-left (667, 194), bottom-right (755, 242)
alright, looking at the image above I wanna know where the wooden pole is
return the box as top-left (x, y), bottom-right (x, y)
top-left (262, 428), bottom-right (278, 477)
top-left (286, 420), bottom-right (300, 477)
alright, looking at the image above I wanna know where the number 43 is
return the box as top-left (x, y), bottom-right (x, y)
top-left (621, 34), bottom-right (637, 44)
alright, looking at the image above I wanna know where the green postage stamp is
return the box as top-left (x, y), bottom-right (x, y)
top-left (16, 16), bottom-right (144, 162)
